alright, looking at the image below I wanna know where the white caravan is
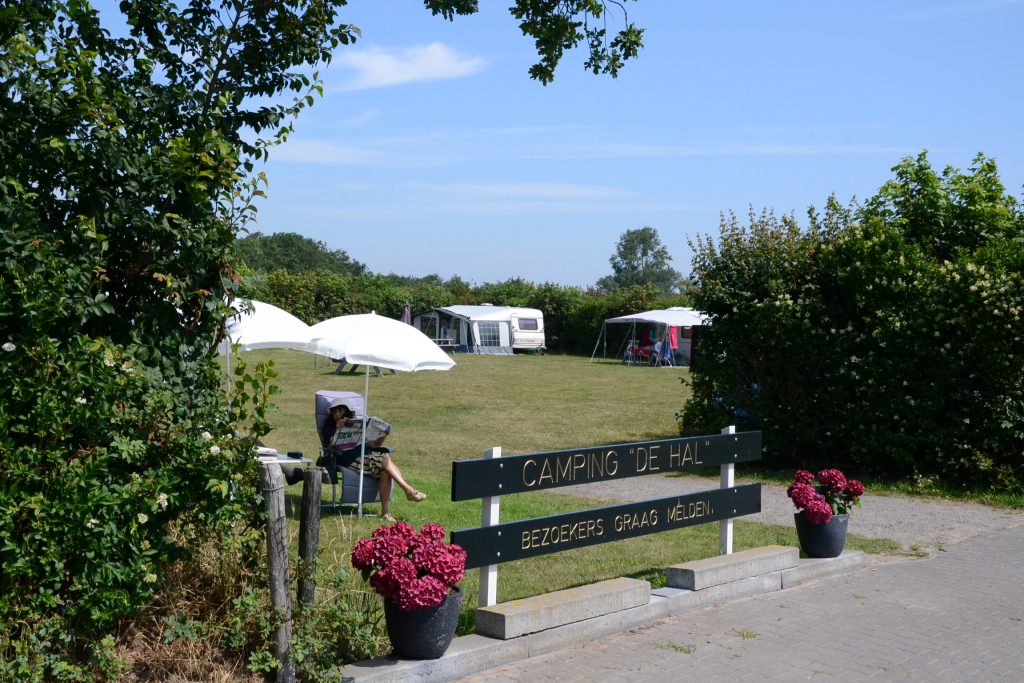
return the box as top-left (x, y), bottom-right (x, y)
top-left (413, 305), bottom-right (546, 354)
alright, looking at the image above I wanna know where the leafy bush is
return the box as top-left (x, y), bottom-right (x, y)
top-left (680, 153), bottom-right (1024, 491)
top-left (0, 0), bottom-right (352, 676)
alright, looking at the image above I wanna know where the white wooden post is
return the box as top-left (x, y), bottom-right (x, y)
top-left (719, 425), bottom-right (736, 555)
top-left (479, 447), bottom-right (501, 608)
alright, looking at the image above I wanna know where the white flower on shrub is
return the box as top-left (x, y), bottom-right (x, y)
top-left (201, 431), bottom-right (213, 441)
top-left (1, 342), bottom-right (14, 352)
top-left (75, 397), bottom-right (86, 404)
top-left (137, 513), bottom-right (148, 524)
top-left (86, 518), bottom-right (99, 529)
top-left (156, 493), bottom-right (168, 510)
top-left (209, 445), bottom-right (221, 456)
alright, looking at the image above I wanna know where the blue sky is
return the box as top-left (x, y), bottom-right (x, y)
top-left (113, 1), bottom-right (1024, 288)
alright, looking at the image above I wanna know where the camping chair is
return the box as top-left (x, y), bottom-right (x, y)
top-left (314, 389), bottom-right (392, 510)
top-left (651, 340), bottom-right (674, 368)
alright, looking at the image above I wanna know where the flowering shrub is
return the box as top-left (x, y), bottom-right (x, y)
top-left (679, 152), bottom-right (1024, 492)
top-left (787, 469), bottom-right (865, 524)
top-left (352, 522), bottom-right (466, 612)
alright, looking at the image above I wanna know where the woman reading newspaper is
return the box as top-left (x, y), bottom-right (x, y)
top-left (327, 397), bottom-right (426, 521)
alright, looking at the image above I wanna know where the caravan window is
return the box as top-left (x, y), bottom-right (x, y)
top-left (478, 322), bottom-right (501, 347)
top-left (517, 318), bottom-right (539, 331)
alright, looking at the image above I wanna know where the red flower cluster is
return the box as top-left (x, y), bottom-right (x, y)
top-left (787, 468), bottom-right (865, 524)
top-left (351, 520), bottom-right (466, 612)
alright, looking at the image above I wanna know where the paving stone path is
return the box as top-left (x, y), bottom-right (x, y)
top-left (453, 474), bottom-right (1024, 682)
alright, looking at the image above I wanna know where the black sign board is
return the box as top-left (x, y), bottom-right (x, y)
top-left (451, 431), bottom-right (762, 501)
top-left (450, 483), bottom-right (761, 569)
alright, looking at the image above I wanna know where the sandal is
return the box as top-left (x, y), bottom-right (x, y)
top-left (406, 490), bottom-right (427, 502)
top-left (381, 513), bottom-right (396, 523)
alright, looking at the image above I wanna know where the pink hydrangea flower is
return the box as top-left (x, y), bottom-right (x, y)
top-left (788, 468), bottom-right (865, 522)
top-left (351, 520), bottom-right (466, 611)
top-left (351, 538), bottom-right (375, 570)
top-left (395, 575), bottom-right (450, 612)
top-left (817, 468), bottom-right (847, 493)
top-left (371, 533), bottom-right (409, 567)
top-left (787, 481), bottom-right (817, 509)
top-left (420, 522), bottom-right (446, 541)
top-left (413, 541), bottom-right (467, 586)
top-left (803, 496), bottom-right (834, 524)
top-left (794, 469), bottom-right (815, 485)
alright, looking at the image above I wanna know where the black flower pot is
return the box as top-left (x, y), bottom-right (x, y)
top-left (383, 586), bottom-right (463, 659)
top-left (794, 512), bottom-right (849, 558)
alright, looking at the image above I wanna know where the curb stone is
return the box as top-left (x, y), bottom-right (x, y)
top-left (336, 550), bottom-right (864, 682)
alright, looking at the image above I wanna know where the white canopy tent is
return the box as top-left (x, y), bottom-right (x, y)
top-left (590, 307), bottom-right (709, 365)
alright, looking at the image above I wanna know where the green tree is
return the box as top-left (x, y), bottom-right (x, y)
top-left (236, 231), bottom-right (366, 276)
top-left (1, 0), bottom-right (357, 671)
top-left (426, 0), bottom-right (644, 84)
top-left (1, 1), bottom-right (646, 675)
top-left (597, 226), bottom-right (683, 294)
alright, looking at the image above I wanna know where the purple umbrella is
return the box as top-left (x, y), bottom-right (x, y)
top-left (401, 302), bottom-right (412, 325)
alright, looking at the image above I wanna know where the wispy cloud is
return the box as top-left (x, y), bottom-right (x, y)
top-left (333, 43), bottom-right (487, 91)
top-left (336, 108), bottom-right (382, 128)
top-left (272, 125), bottom-right (908, 170)
top-left (289, 197), bottom-right (678, 221)
top-left (405, 181), bottom-right (631, 201)
top-left (270, 140), bottom-right (445, 168)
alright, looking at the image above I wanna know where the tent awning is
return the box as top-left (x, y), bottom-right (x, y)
top-left (604, 307), bottom-right (708, 327)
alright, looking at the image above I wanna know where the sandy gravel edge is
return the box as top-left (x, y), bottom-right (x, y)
top-left (554, 474), bottom-right (1024, 557)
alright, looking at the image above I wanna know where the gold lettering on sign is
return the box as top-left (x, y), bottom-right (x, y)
top-left (520, 450), bottom-right (621, 489)
top-left (634, 446), bottom-right (663, 473)
top-left (538, 459), bottom-right (554, 485)
top-left (523, 459), bottom-right (538, 487)
top-left (519, 518), bottom-right (606, 550)
top-left (606, 450), bottom-right (619, 476)
top-left (614, 508), bottom-right (659, 532)
top-left (668, 441), bottom-right (704, 468)
top-left (573, 453), bottom-right (587, 481)
top-left (557, 457), bottom-right (572, 482)
top-left (666, 498), bottom-right (714, 523)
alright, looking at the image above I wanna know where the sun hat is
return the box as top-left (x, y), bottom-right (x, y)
top-left (328, 397), bottom-right (358, 414)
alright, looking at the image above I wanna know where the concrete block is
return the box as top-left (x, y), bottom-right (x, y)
top-left (667, 545), bottom-right (798, 590)
top-left (339, 634), bottom-right (527, 683)
top-left (781, 550), bottom-right (866, 588)
top-left (662, 572), bottom-right (782, 616)
top-left (475, 577), bottom-right (650, 639)
top-left (522, 601), bottom-right (668, 658)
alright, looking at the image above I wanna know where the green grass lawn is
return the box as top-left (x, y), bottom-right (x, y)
top-left (237, 350), bottom-right (897, 629)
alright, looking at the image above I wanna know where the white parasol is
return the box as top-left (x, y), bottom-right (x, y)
top-left (222, 299), bottom-right (313, 352)
top-left (220, 299), bottom-right (313, 391)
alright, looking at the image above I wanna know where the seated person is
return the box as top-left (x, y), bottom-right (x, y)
top-left (324, 397), bottom-right (426, 521)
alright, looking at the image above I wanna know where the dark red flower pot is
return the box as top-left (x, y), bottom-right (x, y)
top-left (794, 512), bottom-right (849, 558)
top-left (383, 586), bottom-right (463, 659)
